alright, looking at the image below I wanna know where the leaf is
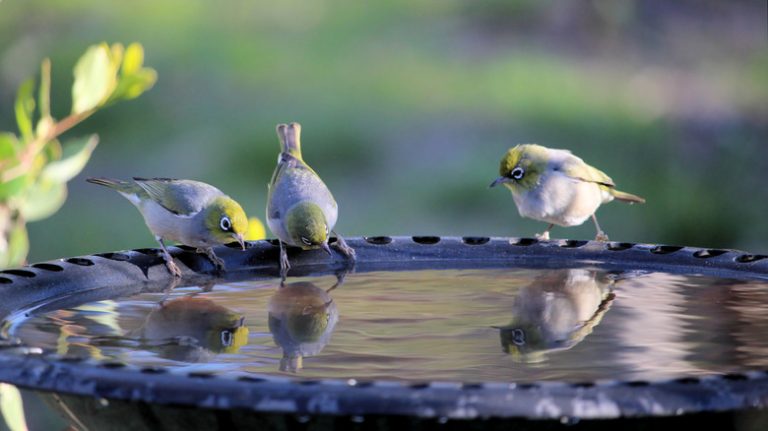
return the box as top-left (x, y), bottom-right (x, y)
top-left (19, 178), bottom-right (67, 222)
top-left (110, 69), bottom-right (158, 103)
top-left (41, 134), bottom-right (99, 183)
top-left (246, 216), bottom-right (266, 241)
top-left (0, 384), bottom-right (28, 431)
top-left (0, 174), bottom-right (30, 202)
top-left (1, 220), bottom-right (29, 269)
top-left (0, 133), bottom-right (19, 160)
top-left (38, 58), bottom-right (51, 120)
top-left (14, 79), bottom-right (35, 142)
top-left (71, 43), bottom-right (119, 115)
top-left (121, 42), bottom-right (144, 75)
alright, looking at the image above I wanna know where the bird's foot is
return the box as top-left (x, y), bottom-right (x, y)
top-left (279, 242), bottom-right (291, 284)
top-left (332, 232), bottom-right (356, 263)
top-left (198, 248), bottom-right (226, 274)
top-left (594, 231), bottom-right (610, 242)
top-left (164, 259), bottom-right (183, 278)
top-left (534, 231), bottom-right (550, 241)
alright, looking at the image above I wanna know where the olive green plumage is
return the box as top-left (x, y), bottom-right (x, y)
top-left (87, 177), bottom-right (248, 276)
top-left (490, 144), bottom-right (645, 241)
top-left (266, 122), bottom-right (355, 277)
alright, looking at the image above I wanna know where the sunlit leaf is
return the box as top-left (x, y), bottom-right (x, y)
top-left (2, 221), bottom-right (29, 269)
top-left (19, 178), bottom-right (67, 222)
top-left (0, 174), bottom-right (30, 202)
top-left (110, 69), bottom-right (158, 103)
top-left (121, 42), bottom-right (144, 75)
top-left (71, 43), bottom-right (118, 115)
top-left (41, 134), bottom-right (99, 183)
top-left (0, 133), bottom-right (19, 161)
top-left (14, 79), bottom-right (35, 142)
top-left (246, 216), bottom-right (266, 241)
top-left (0, 383), bottom-right (28, 431)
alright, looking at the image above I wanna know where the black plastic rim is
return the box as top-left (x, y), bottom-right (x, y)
top-left (0, 236), bottom-right (766, 421)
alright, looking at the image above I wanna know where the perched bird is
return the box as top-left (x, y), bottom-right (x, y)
top-left (267, 122), bottom-right (355, 277)
top-left (87, 177), bottom-right (248, 277)
top-left (490, 144), bottom-right (645, 241)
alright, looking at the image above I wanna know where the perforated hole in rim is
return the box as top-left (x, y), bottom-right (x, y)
top-left (225, 241), bottom-right (248, 249)
top-left (722, 373), bottom-right (749, 381)
top-left (561, 240), bottom-right (588, 248)
top-left (175, 245), bottom-right (197, 252)
top-left (625, 380), bottom-right (650, 387)
top-left (650, 245), bottom-right (684, 255)
top-left (266, 239), bottom-right (281, 246)
top-left (607, 242), bottom-right (634, 251)
top-left (364, 236), bottom-right (392, 245)
top-left (693, 249), bottom-right (729, 259)
top-left (66, 258), bottom-right (95, 266)
top-left (736, 254), bottom-right (768, 263)
top-left (462, 237), bottom-right (490, 245)
top-left (412, 236), bottom-right (440, 245)
top-left (1, 269), bottom-right (36, 278)
top-left (512, 238), bottom-right (538, 246)
top-left (571, 382), bottom-right (596, 388)
top-left (0, 277), bottom-right (11, 284)
top-left (31, 263), bottom-right (64, 272)
top-left (675, 377), bottom-right (700, 385)
top-left (133, 248), bottom-right (160, 255)
top-left (95, 252), bottom-right (131, 261)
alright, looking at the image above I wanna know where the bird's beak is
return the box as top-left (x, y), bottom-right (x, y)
top-left (234, 233), bottom-right (246, 251)
top-left (320, 241), bottom-right (333, 256)
top-left (489, 176), bottom-right (509, 188)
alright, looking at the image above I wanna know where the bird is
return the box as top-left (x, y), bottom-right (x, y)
top-left (87, 177), bottom-right (248, 277)
top-left (266, 122), bottom-right (355, 278)
top-left (490, 144), bottom-right (645, 241)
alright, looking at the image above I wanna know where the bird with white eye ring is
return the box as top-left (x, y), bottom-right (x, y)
top-left (87, 177), bottom-right (249, 277)
top-left (267, 122), bottom-right (356, 279)
top-left (490, 144), bottom-right (645, 241)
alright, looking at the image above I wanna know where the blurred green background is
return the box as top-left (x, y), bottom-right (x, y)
top-left (1, 0), bottom-right (767, 265)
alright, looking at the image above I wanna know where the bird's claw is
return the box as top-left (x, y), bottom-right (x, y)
top-left (199, 248), bottom-right (226, 274)
top-left (594, 231), bottom-right (610, 242)
top-left (534, 231), bottom-right (550, 241)
top-left (164, 259), bottom-right (183, 278)
top-left (332, 233), bottom-right (356, 263)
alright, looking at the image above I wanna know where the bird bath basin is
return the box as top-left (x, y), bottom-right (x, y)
top-left (0, 236), bottom-right (767, 430)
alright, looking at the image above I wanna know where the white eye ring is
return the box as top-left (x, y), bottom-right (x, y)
top-left (512, 328), bottom-right (526, 346)
top-left (511, 167), bottom-right (525, 180)
top-left (221, 330), bottom-right (233, 347)
top-left (300, 236), bottom-right (312, 246)
top-left (220, 216), bottom-right (232, 231)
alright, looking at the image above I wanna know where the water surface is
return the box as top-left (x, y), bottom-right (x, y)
top-left (9, 268), bottom-right (768, 383)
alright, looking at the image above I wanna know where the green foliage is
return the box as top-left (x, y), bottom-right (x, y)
top-left (0, 42), bottom-right (156, 268)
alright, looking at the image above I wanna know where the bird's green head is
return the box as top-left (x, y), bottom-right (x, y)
top-left (490, 144), bottom-right (549, 192)
top-left (204, 196), bottom-right (248, 249)
top-left (285, 202), bottom-right (330, 252)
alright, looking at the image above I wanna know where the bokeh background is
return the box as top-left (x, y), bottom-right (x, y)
top-left (1, 0), bottom-right (767, 263)
top-left (0, 2), bottom-right (766, 429)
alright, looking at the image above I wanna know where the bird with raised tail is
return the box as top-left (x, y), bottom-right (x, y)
top-left (490, 144), bottom-right (645, 241)
top-left (266, 122), bottom-right (356, 278)
top-left (87, 177), bottom-right (248, 277)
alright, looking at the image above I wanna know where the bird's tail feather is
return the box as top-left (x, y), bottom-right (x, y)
top-left (611, 189), bottom-right (646, 204)
top-left (86, 177), bottom-right (140, 194)
top-left (276, 122), bottom-right (302, 159)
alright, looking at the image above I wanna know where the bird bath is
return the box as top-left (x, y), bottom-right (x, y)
top-left (0, 237), bottom-right (767, 430)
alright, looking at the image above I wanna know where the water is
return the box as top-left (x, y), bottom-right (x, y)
top-left (7, 268), bottom-right (768, 383)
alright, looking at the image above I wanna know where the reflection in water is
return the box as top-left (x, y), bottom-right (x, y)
top-left (497, 269), bottom-right (615, 363)
top-left (135, 296), bottom-right (249, 362)
top-left (268, 282), bottom-right (338, 372)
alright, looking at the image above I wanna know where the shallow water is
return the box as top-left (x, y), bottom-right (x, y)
top-left (9, 268), bottom-right (768, 383)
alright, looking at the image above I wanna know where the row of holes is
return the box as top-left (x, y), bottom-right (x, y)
top-left (0, 239), bottom-right (765, 284)
top-left (75, 359), bottom-right (764, 390)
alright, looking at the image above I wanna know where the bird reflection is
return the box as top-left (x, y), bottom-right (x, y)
top-left (268, 281), bottom-right (338, 372)
top-left (136, 295), bottom-right (249, 362)
top-left (497, 268), bottom-right (615, 362)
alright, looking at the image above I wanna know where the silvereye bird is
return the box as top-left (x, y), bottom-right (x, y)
top-left (267, 122), bottom-right (356, 277)
top-left (87, 177), bottom-right (248, 277)
top-left (490, 144), bottom-right (645, 241)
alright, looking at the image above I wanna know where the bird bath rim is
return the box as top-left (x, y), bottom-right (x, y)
top-left (0, 236), bottom-right (766, 421)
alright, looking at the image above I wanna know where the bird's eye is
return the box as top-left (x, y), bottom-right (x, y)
top-left (512, 328), bottom-right (526, 346)
top-left (221, 330), bottom-right (233, 347)
top-left (510, 167), bottom-right (525, 180)
top-left (220, 216), bottom-right (232, 231)
top-left (300, 236), bottom-right (313, 246)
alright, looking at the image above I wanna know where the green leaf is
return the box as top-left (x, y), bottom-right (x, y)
top-left (38, 58), bottom-right (52, 121)
top-left (71, 43), bottom-right (119, 115)
top-left (14, 79), bottom-right (35, 142)
top-left (121, 42), bottom-right (144, 75)
top-left (1, 220), bottom-right (29, 269)
top-left (41, 134), bottom-right (99, 183)
top-left (0, 133), bottom-right (19, 160)
top-left (110, 69), bottom-right (158, 103)
top-left (0, 174), bottom-right (30, 202)
top-left (19, 178), bottom-right (67, 222)
top-left (0, 384), bottom-right (28, 431)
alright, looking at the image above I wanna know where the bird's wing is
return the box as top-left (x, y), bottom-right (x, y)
top-left (559, 157), bottom-right (615, 189)
top-left (133, 178), bottom-right (222, 216)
